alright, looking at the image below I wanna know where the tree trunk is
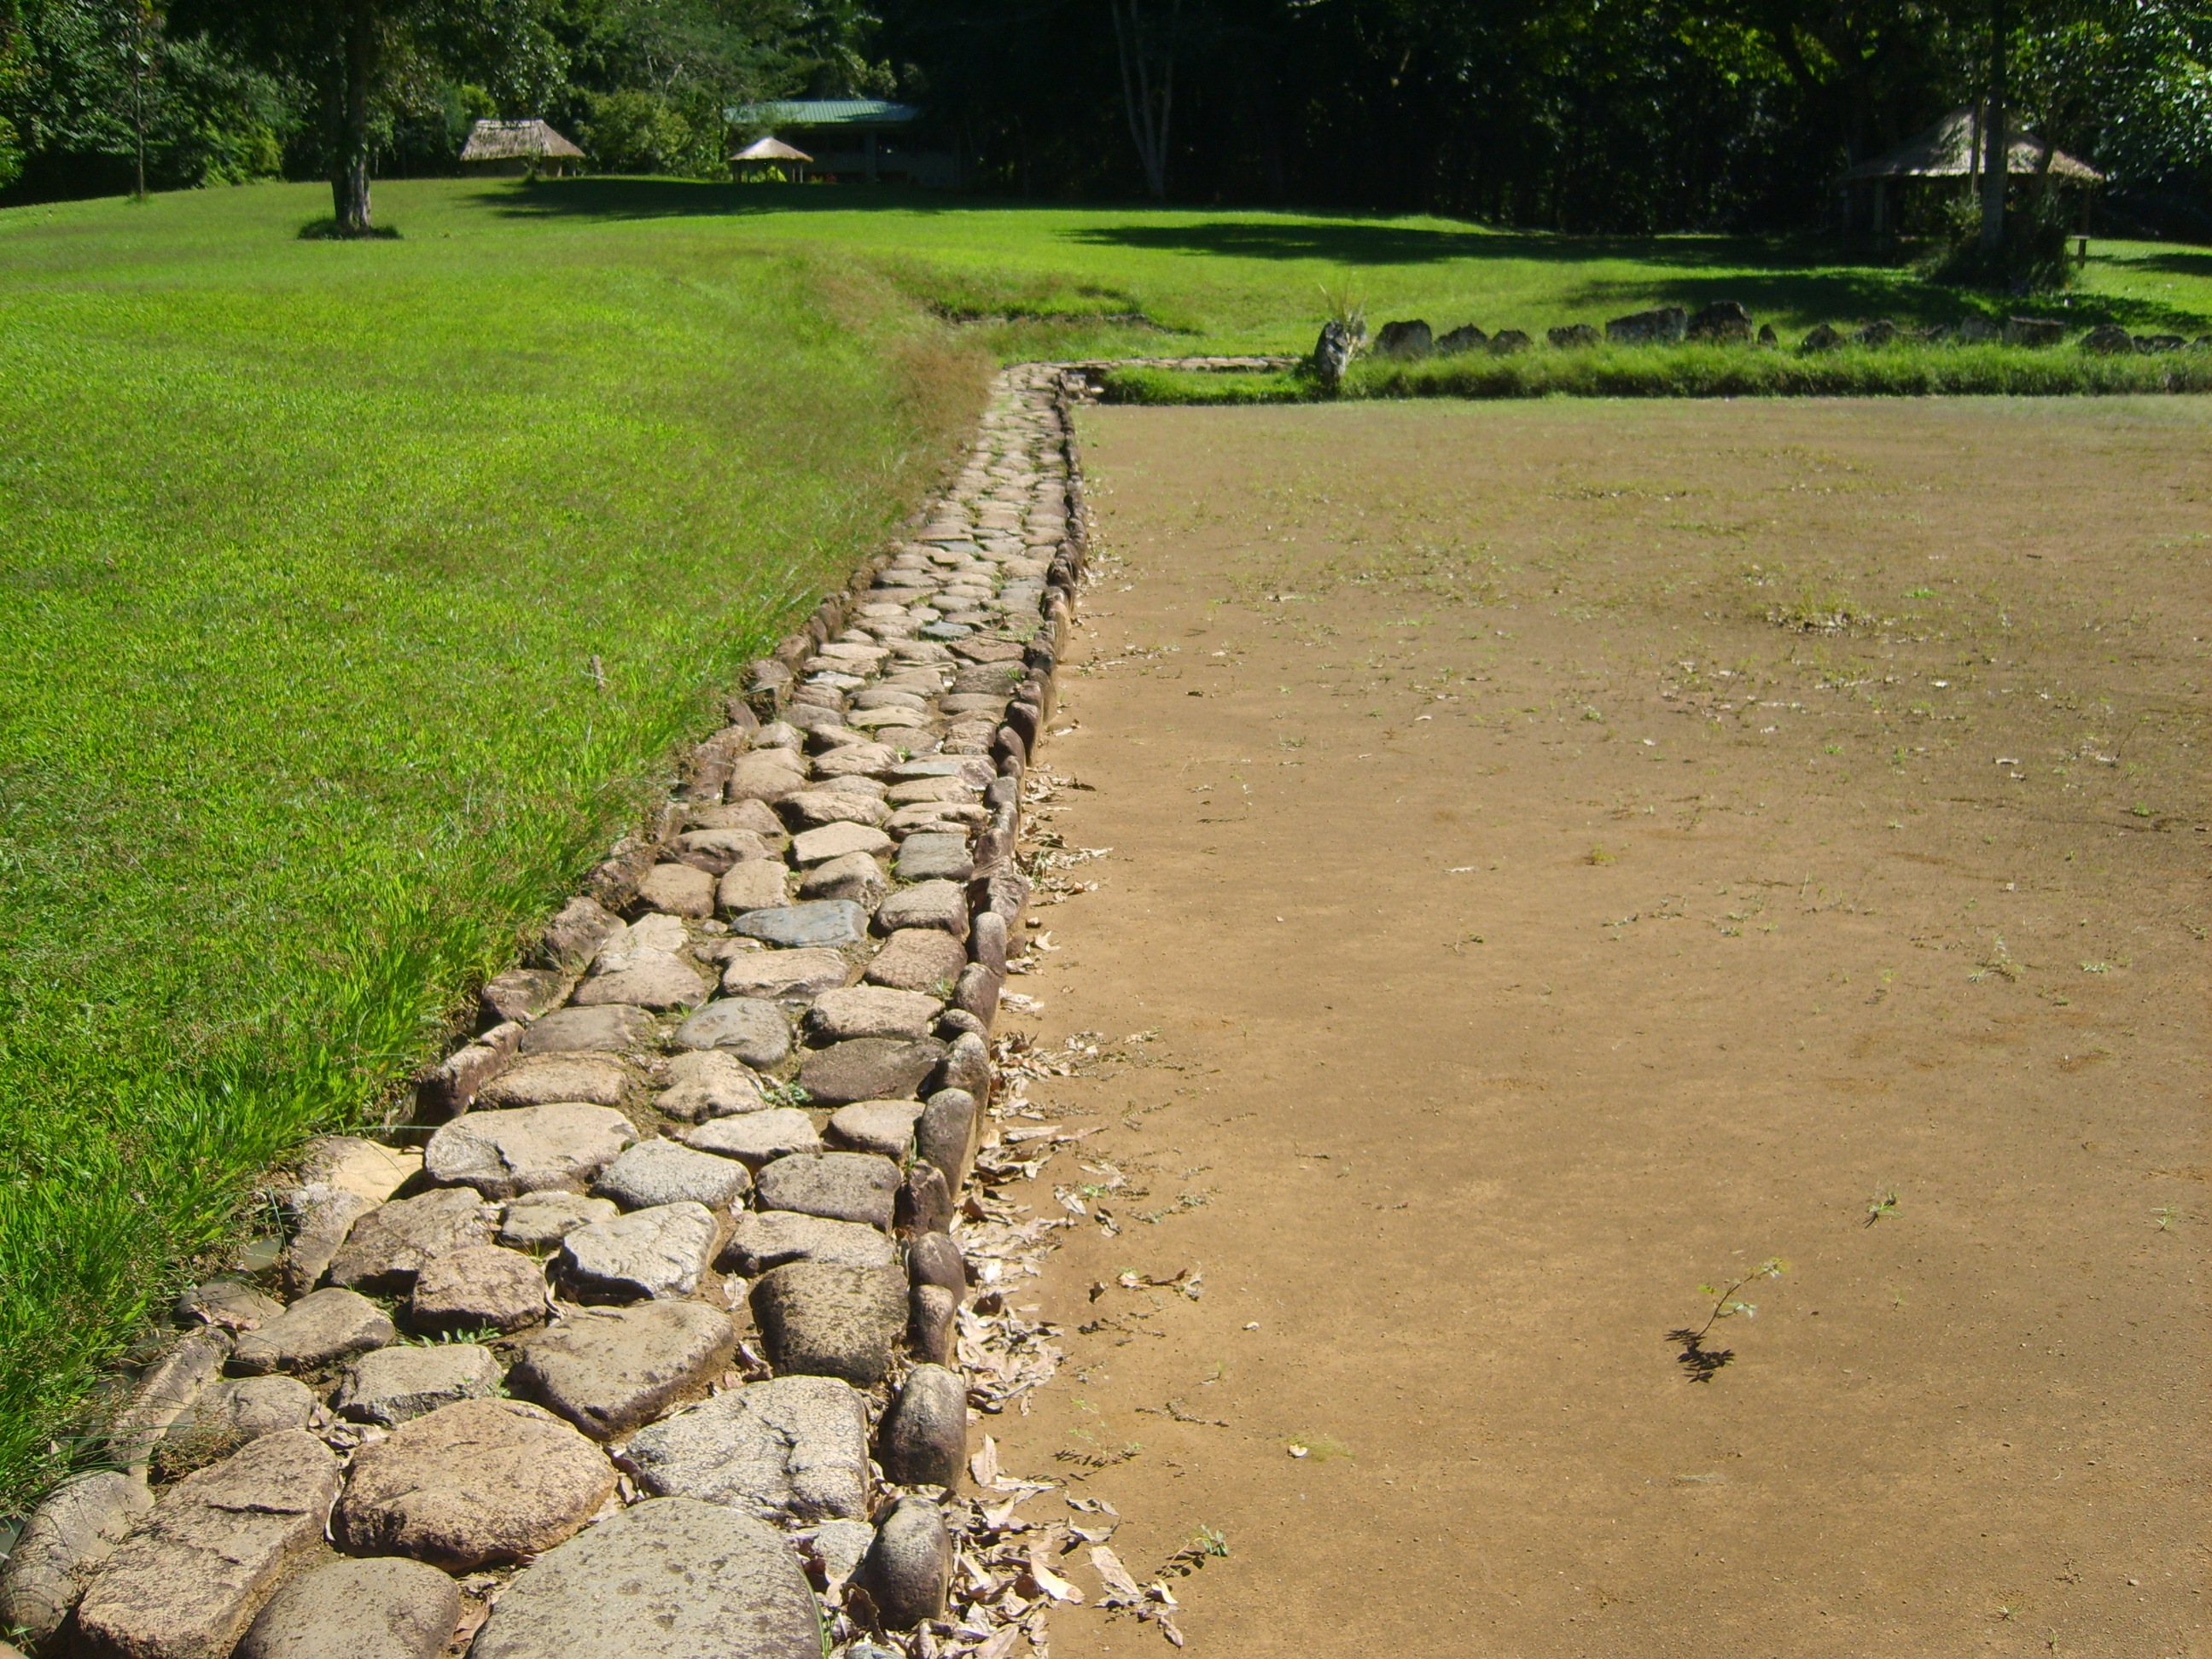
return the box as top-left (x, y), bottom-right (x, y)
top-left (329, 0), bottom-right (377, 236)
top-left (1979, 0), bottom-right (2007, 253)
top-left (1111, 0), bottom-right (1177, 201)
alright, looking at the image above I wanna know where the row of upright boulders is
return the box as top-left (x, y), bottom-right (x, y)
top-left (0, 367), bottom-right (1089, 1659)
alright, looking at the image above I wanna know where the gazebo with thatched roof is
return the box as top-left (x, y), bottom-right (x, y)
top-left (460, 119), bottom-right (585, 178)
top-left (1837, 108), bottom-right (2102, 238)
top-left (732, 136), bottom-right (813, 182)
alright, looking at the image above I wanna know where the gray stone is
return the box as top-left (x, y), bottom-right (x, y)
top-left (905, 1231), bottom-right (965, 1296)
top-left (334, 1398), bottom-right (615, 1571)
top-left (476, 1053), bottom-right (632, 1109)
top-left (970, 909), bottom-right (1008, 975)
top-left (519, 1004), bottom-right (657, 1056)
top-left (681, 1109), bottom-right (823, 1168)
top-left (511, 1302), bottom-right (736, 1440)
top-left (779, 790), bottom-right (891, 830)
top-left (637, 861), bottom-right (717, 918)
top-left (898, 1163), bottom-right (955, 1237)
top-left (570, 949), bottom-right (708, 1010)
top-left (756, 1152), bottom-right (900, 1229)
top-left (873, 880), bottom-right (969, 937)
top-left (622, 1374), bottom-right (870, 1522)
top-left (916, 1088), bottom-right (977, 1187)
top-left (877, 1364), bottom-right (967, 1488)
top-left (812, 742), bottom-right (900, 778)
top-left (230, 1289), bottom-right (395, 1377)
top-left (175, 1278), bottom-right (285, 1333)
top-left (862, 1498), bottom-right (952, 1629)
top-left (724, 750), bottom-right (807, 804)
top-left (481, 966), bottom-right (573, 1027)
top-left (1312, 318), bottom-right (1356, 390)
top-left (798, 1038), bottom-right (946, 1107)
top-left (540, 895), bottom-right (624, 969)
top-left (2081, 321), bottom-right (2135, 354)
top-left (328, 1188), bottom-right (495, 1292)
top-left (1687, 300), bottom-right (1754, 343)
top-left (189, 1376), bottom-right (318, 1441)
top-left (0, 1471), bottom-right (153, 1644)
top-left (805, 985), bottom-right (942, 1045)
top-left (655, 1048), bottom-right (768, 1121)
top-left (423, 1103), bottom-right (637, 1200)
top-left (717, 1212), bottom-right (897, 1277)
top-left (559, 1202), bottom-right (719, 1301)
top-left (952, 963), bottom-right (1000, 1026)
top-left (1374, 318), bottom-right (1432, 358)
top-left (750, 1264), bottom-right (905, 1387)
top-left (73, 1432), bottom-right (341, 1659)
top-left (498, 1191), bottom-right (619, 1250)
top-left (234, 1555), bottom-right (461, 1659)
top-left (715, 948), bottom-right (848, 1000)
top-left (716, 858), bottom-right (790, 914)
top-left (864, 928), bottom-right (967, 994)
top-left (849, 687), bottom-right (928, 713)
top-left (1605, 306), bottom-right (1687, 345)
top-left (334, 1342), bottom-right (503, 1427)
top-left (595, 1139), bottom-right (753, 1212)
top-left (734, 900), bottom-right (869, 949)
top-left (466, 1498), bottom-right (822, 1659)
top-left (280, 1187), bottom-right (378, 1299)
top-left (909, 1283), bottom-right (957, 1365)
top-left (674, 827), bottom-right (773, 872)
top-left (798, 850), bottom-right (889, 905)
top-left (806, 1519), bottom-right (876, 1594)
top-left (827, 1098), bottom-right (925, 1159)
top-left (895, 832), bottom-right (974, 882)
top-left (108, 1329), bottom-right (230, 1472)
top-left (298, 1137), bottom-right (422, 1204)
top-left (671, 997), bottom-right (792, 1068)
top-left (409, 1243), bottom-right (548, 1333)
top-left (938, 1029), bottom-right (990, 1103)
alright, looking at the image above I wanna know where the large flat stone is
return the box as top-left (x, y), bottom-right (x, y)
top-left (334, 1342), bottom-right (503, 1427)
top-left (187, 1376), bottom-right (318, 1443)
top-left (675, 827), bottom-right (774, 872)
top-left (334, 1398), bottom-right (615, 1571)
top-left (637, 862), bottom-right (716, 919)
top-left (791, 822), bottom-right (894, 865)
top-left (714, 948), bottom-right (849, 1000)
top-left (796, 1038), bottom-right (946, 1107)
top-left (511, 1302), bottom-right (736, 1440)
top-left (423, 1103), bottom-right (637, 1199)
top-left (296, 1137), bottom-right (421, 1204)
top-left (895, 832), bottom-right (975, 883)
top-left (519, 1004), bottom-right (658, 1056)
top-left (863, 928), bottom-right (967, 993)
top-left (670, 998), bottom-right (791, 1068)
top-left (278, 1188), bottom-right (378, 1299)
top-left (466, 1497), bottom-right (822, 1659)
top-left (409, 1244), bottom-right (548, 1333)
top-left (326, 1188), bottom-right (494, 1293)
top-left (229, 1289), bottom-right (394, 1377)
top-left (827, 1099), bottom-right (926, 1159)
top-left (872, 880), bottom-right (969, 937)
top-left (749, 1263), bottom-right (905, 1387)
top-left (796, 850), bottom-right (888, 905)
top-left (653, 1048), bottom-right (767, 1121)
top-left (558, 1202), bottom-right (719, 1301)
top-left (717, 1211), bottom-right (897, 1276)
top-left (233, 1556), bottom-right (460, 1659)
top-left (593, 1140), bottom-right (753, 1211)
top-left (804, 986), bottom-right (942, 1045)
top-left (498, 1192), bottom-right (619, 1250)
top-left (715, 859), bottom-right (790, 914)
top-left (723, 751), bottom-right (807, 804)
top-left (475, 1054), bottom-right (632, 1109)
top-left (622, 1374), bottom-right (870, 1522)
top-left (778, 789), bottom-right (891, 830)
top-left (540, 895), bottom-right (623, 969)
top-left (73, 1432), bottom-right (341, 1659)
top-left (811, 742), bottom-right (900, 778)
top-left (732, 900), bottom-right (869, 949)
top-left (754, 1152), bottom-right (901, 1229)
top-left (680, 1109), bottom-right (824, 1168)
top-left (569, 950), bottom-right (708, 1010)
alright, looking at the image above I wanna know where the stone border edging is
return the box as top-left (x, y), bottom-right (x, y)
top-left (2, 363), bottom-right (1110, 1659)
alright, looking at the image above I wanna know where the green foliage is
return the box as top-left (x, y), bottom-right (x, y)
top-left (579, 84), bottom-right (728, 177)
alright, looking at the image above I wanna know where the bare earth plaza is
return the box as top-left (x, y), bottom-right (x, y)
top-left (0, 3), bottom-right (2205, 1656)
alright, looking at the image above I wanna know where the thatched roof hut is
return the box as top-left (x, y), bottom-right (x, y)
top-left (460, 119), bottom-right (585, 177)
top-left (733, 136), bottom-right (813, 180)
top-left (1841, 108), bottom-right (2102, 184)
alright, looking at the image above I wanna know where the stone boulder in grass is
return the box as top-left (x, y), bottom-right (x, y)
top-left (1686, 300), bottom-right (1753, 343)
top-left (1373, 319), bottom-right (1433, 358)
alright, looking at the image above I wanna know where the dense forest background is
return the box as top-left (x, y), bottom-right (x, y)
top-left (1, 0), bottom-right (2208, 236)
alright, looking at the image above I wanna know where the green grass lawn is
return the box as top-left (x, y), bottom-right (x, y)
top-left (3, 173), bottom-right (2209, 1511)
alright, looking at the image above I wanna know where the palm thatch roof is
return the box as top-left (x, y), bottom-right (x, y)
top-left (1840, 108), bottom-right (2102, 183)
top-left (460, 119), bottom-right (585, 164)
top-left (734, 137), bottom-right (814, 164)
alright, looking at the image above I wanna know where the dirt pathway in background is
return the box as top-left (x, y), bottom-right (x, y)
top-left (988, 399), bottom-right (2208, 1658)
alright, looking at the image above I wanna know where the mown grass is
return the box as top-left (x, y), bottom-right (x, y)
top-left (4, 172), bottom-right (2211, 1513)
top-left (1101, 341), bottom-right (2212, 404)
top-left (0, 178), bottom-right (987, 1507)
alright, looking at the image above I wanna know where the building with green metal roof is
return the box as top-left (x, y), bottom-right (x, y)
top-left (730, 101), bottom-right (955, 187)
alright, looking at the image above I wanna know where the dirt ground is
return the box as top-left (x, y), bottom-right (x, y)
top-left (984, 397), bottom-right (2209, 1658)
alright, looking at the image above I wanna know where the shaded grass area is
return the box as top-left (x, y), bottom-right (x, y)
top-left (0, 178), bottom-right (987, 1506)
top-left (1102, 343), bottom-right (2212, 405)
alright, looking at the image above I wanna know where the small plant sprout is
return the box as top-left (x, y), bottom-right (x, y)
top-left (2152, 1206), bottom-right (2177, 1232)
top-left (1866, 1188), bottom-right (1900, 1227)
top-left (1667, 1256), bottom-right (1789, 1382)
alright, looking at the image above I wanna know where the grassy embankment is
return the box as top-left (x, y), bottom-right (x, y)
top-left (5, 174), bottom-right (2211, 1511)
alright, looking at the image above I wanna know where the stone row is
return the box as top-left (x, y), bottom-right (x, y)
top-left (3, 364), bottom-right (1091, 1659)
